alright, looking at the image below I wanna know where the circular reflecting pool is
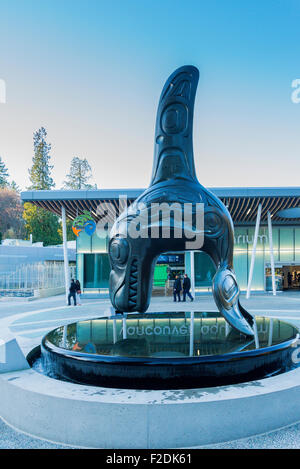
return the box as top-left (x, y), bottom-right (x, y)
top-left (32, 312), bottom-right (300, 389)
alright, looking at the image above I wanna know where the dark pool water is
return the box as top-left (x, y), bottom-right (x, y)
top-left (30, 312), bottom-right (300, 389)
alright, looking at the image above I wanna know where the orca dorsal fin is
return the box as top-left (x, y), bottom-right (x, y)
top-left (150, 65), bottom-right (199, 186)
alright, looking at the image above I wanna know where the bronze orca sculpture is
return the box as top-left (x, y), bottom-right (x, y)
top-left (108, 65), bottom-right (254, 336)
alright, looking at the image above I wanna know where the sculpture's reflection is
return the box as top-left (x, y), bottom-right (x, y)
top-left (48, 312), bottom-right (297, 359)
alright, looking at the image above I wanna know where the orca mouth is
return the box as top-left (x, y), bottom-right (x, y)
top-left (128, 259), bottom-right (138, 309)
top-left (112, 260), bottom-right (139, 312)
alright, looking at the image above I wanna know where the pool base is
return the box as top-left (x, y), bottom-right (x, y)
top-left (2, 366), bottom-right (300, 448)
top-left (0, 313), bottom-right (300, 449)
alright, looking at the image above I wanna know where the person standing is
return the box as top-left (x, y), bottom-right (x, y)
top-left (288, 271), bottom-right (292, 288)
top-left (75, 279), bottom-right (82, 306)
top-left (183, 274), bottom-right (194, 302)
top-left (68, 279), bottom-right (77, 306)
top-left (173, 275), bottom-right (182, 302)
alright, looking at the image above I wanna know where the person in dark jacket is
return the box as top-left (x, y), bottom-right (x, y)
top-left (68, 279), bottom-right (77, 306)
top-left (173, 275), bottom-right (182, 302)
top-left (75, 279), bottom-right (81, 306)
top-left (183, 274), bottom-right (194, 302)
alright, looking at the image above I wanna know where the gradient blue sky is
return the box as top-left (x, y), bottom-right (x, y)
top-left (0, 0), bottom-right (299, 190)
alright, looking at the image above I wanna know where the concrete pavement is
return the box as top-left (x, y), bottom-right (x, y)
top-left (1, 291), bottom-right (300, 448)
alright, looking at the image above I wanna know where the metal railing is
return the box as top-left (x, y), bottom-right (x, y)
top-left (0, 262), bottom-right (76, 297)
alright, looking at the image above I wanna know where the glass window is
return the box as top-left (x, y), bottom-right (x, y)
top-left (233, 226), bottom-right (266, 291)
top-left (295, 228), bottom-right (300, 262)
top-left (91, 232), bottom-right (107, 253)
top-left (279, 228), bottom-right (294, 263)
top-left (233, 250), bottom-right (248, 290)
top-left (233, 227), bottom-right (248, 290)
top-left (194, 252), bottom-right (216, 287)
top-left (246, 227), bottom-right (267, 254)
top-left (76, 253), bottom-right (84, 287)
top-left (246, 228), bottom-right (266, 291)
top-left (77, 231), bottom-right (92, 253)
top-left (83, 254), bottom-right (110, 288)
top-left (234, 227), bottom-right (248, 251)
top-left (250, 250), bottom-right (265, 291)
top-left (270, 227), bottom-right (280, 262)
top-left (265, 267), bottom-right (283, 291)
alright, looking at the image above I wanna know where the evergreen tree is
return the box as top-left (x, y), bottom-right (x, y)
top-left (61, 156), bottom-right (97, 240)
top-left (24, 127), bottom-right (62, 245)
top-left (0, 156), bottom-right (9, 188)
top-left (9, 180), bottom-right (21, 192)
top-left (28, 127), bottom-right (54, 190)
top-left (63, 157), bottom-right (97, 190)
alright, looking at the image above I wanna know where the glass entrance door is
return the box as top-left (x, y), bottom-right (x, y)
top-left (83, 254), bottom-right (110, 289)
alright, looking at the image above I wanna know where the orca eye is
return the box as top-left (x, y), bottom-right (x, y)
top-left (109, 238), bottom-right (129, 264)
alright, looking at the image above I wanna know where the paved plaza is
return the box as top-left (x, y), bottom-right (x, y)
top-left (1, 291), bottom-right (300, 448)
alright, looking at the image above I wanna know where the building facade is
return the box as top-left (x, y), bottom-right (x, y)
top-left (0, 239), bottom-right (76, 297)
top-left (21, 187), bottom-right (300, 296)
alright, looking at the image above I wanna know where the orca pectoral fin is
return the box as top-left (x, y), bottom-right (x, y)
top-left (238, 299), bottom-right (255, 328)
top-left (213, 265), bottom-right (254, 337)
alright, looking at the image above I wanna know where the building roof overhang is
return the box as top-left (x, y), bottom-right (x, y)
top-left (21, 187), bottom-right (300, 225)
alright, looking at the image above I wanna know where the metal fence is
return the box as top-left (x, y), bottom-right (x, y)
top-left (0, 262), bottom-right (76, 297)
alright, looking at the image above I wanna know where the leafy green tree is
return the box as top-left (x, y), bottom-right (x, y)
top-left (24, 127), bottom-right (62, 245)
top-left (23, 202), bottom-right (62, 246)
top-left (63, 157), bottom-right (97, 189)
top-left (0, 156), bottom-right (9, 188)
top-left (57, 218), bottom-right (76, 241)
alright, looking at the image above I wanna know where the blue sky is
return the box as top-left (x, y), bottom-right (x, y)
top-left (0, 0), bottom-right (299, 190)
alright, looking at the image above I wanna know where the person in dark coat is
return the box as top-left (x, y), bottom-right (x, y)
top-left (68, 279), bottom-right (77, 306)
top-left (75, 279), bottom-right (82, 306)
top-left (288, 271), bottom-right (292, 288)
top-left (173, 275), bottom-right (182, 302)
top-left (183, 274), bottom-right (194, 302)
